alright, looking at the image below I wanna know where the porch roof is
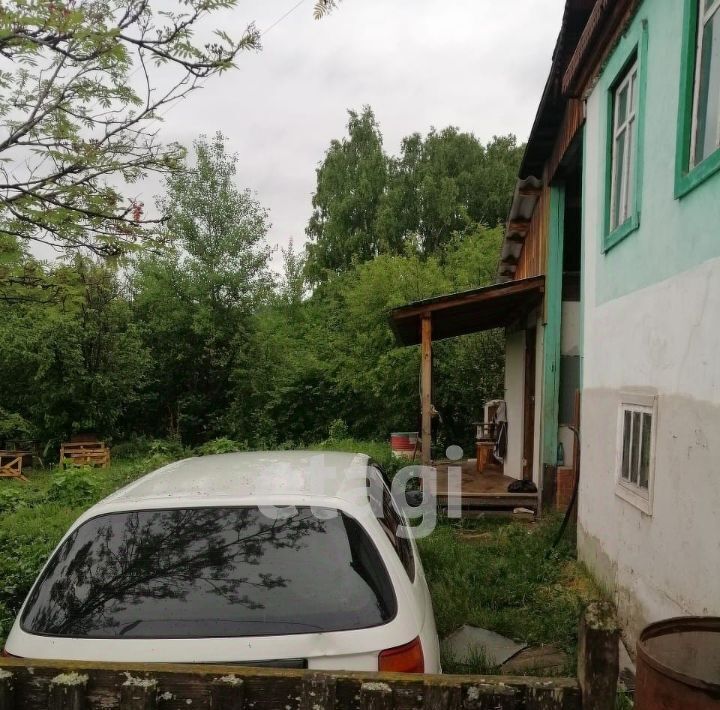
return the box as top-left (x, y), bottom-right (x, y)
top-left (389, 275), bottom-right (545, 347)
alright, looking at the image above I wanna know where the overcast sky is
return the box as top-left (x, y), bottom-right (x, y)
top-left (139, 0), bottom-right (565, 270)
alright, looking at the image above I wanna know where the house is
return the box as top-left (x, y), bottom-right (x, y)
top-left (389, 0), bottom-right (593, 516)
top-left (504, 0), bottom-right (720, 647)
top-left (571, 0), bottom-right (720, 646)
top-left (392, 0), bottom-right (720, 649)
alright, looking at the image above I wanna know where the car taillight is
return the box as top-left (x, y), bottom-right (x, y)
top-left (378, 636), bottom-right (424, 673)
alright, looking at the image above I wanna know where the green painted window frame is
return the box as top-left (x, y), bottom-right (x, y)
top-left (603, 20), bottom-right (649, 253)
top-left (675, 0), bottom-right (720, 199)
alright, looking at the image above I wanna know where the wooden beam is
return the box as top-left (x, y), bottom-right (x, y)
top-left (506, 220), bottom-right (530, 236)
top-left (0, 658), bottom-right (583, 710)
top-left (391, 277), bottom-right (545, 322)
top-left (421, 314), bottom-right (432, 467)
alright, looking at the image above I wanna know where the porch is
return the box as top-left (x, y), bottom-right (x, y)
top-left (433, 459), bottom-right (539, 515)
top-left (389, 276), bottom-right (545, 515)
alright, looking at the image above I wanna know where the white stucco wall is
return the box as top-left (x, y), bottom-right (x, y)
top-left (579, 1), bottom-right (720, 647)
top-left (504, 329), bottom-right (525, 480)
top-left (579, 256), bottom-right (720, 645)
top-left (561, 302), bottom-right (581, 356)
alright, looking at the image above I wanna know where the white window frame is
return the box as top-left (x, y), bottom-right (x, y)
top-left (615, 392), bottom-right (657, 515)
top-left (610, 59), bottom-right (640, 231)
top-left (690, 0), bottom-right (720, 167)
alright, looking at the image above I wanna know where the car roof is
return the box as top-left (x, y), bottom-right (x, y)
top-left (93, 450), bottom-right (374, 513)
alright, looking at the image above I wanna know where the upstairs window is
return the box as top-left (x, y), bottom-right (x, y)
top-left (610, 59), bottom-right (640, 232)
top-left (602, 20), bottom-right (648, 252)
top-left (676, 0), bottom-right (720, 196)
top-left (691, 0), bottom-right (720, 167)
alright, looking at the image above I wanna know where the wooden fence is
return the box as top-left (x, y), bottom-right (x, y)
top-left (0, 659), bottom-right (581, 710)
top-left (0, 600), bottom-right (619, 710)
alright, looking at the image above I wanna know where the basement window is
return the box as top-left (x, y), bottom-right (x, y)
top-left (616, 393), bottom-right (657, 514)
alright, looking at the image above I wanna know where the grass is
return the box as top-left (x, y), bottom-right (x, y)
top-left (0, 440), bottom-right (605, 681)
top-left (309, 437), bottom-right (401, 475)
top-left (417, 515), bottom-right (605, 675)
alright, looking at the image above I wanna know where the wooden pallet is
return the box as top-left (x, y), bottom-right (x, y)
top-left (0, 452), bottom-right (28, 481)
top-left (60, 441), bottom-right (111, 469)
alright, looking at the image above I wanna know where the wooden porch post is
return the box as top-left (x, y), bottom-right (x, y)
top-left (421, 314), bottom-right (432, 467)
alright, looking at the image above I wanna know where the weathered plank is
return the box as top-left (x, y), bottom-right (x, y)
top-left (120, 676), bottom-right (158, 709)
top-left (48, 672), bottom-right (88, 710)
top-left (300, 673), bottom-right (336, 710)
top-left (0, 659), bottom-right (582, 710)
top-left (577, 601), bottom-right (620, 710)
top-left (209, 676), bottom-right (245, 710)
top-left (462, 681), bottom-right (519, 709)
top-left (0, 670), bottom-right (15, 710)
top-left (360, 681), bottom-right (393, 710)
top-left (422, 681), bottom-right (461, 709)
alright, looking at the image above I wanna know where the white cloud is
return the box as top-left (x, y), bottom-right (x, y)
top-left (136, 0), bottom-right (565, 270)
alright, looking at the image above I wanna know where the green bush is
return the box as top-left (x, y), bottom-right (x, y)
top-left (0, 488), bottom-right (22, 514)
top-left (327, 418), bottom-right (350, 441)
top-left (110, 435), bottom-right (154, 459)
top-left (146, 438), bottom-right (191, 460)
top-left (310, 437), bottom-right (402, 478)
top-left (195, 437), bottom-right (248, 456)
top-left (47, 468), bottom-right (101, 507)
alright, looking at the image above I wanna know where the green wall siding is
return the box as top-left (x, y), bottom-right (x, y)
top-left (542, 185), bottom-right (565, 466)
top-left (592, 0), bottom-right (720, 305)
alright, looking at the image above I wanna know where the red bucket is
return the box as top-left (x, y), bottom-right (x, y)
top-left (391, 432), bottom-right (418, 459)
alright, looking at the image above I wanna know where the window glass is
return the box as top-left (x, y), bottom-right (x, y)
top-left (693, 2), bottom-right (720, 165)
top-left (22, 507), bottom-right (396, 639)
top-left (639, 413), bottom-right (652, 489)
top-left (621, 410), bottom-right (632, 481)
top-left (613, 132), bottom-right (627, 228)
top-left (367, 467), bottom-right (415, 582)
top-left (610, 60), bottom-right (639, 231)
top-left (630, 411), bottom-right (641, 484)
top-left (619, 405), bottom-right (654, 495)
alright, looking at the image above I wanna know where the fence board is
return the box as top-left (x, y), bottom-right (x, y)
top-left (0, 659), bottom-right (581, 710)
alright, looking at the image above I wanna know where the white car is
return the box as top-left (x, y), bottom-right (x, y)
top-left (4, 451), bottom-right (440, 673)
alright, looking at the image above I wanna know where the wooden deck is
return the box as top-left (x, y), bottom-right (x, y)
top-left (432, 460), bottom-right (539, 514)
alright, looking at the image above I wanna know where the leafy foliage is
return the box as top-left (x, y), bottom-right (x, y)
top-left (195, 437), bottom-right (248, 456)
top-left (47, 468), bottom-right (101, 507)
top-left (305, 107), bottom-right (388, 282)
top-left (240, 228), bottom-right (504, 451)
top-left (132, 133), bottom-right (273, 443)
top-left (0, 0), bottom-right (260, 258)
top-left (0, 106), bottom-right (516, 455)
top-left (0, 253), bottom-right (150, 447)
top-left (305, 107), bottom-right (523, 281)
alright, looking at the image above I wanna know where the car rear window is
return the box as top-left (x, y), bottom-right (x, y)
top-left (21, 506), bottom-right (397, 639)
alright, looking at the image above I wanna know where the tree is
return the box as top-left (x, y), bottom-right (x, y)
top-left (0, 252), bottom-right (150, 445)
top-left (132, 132), bottom-right (272, 442)
top-left (305, 108), bottom-right (523, 280)
top-left (0, 0), bottom-right (260, 259)
top-left (378, 129), bottom-right (524, 254)
top-left (305, 107), bottom-right (388, 282)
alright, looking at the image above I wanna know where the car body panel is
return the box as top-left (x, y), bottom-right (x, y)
top-left (5, 451), bottom-right (440, 672)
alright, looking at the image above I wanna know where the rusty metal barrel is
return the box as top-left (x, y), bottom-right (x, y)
top-left (636, 616), bottom-right (720, 709)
